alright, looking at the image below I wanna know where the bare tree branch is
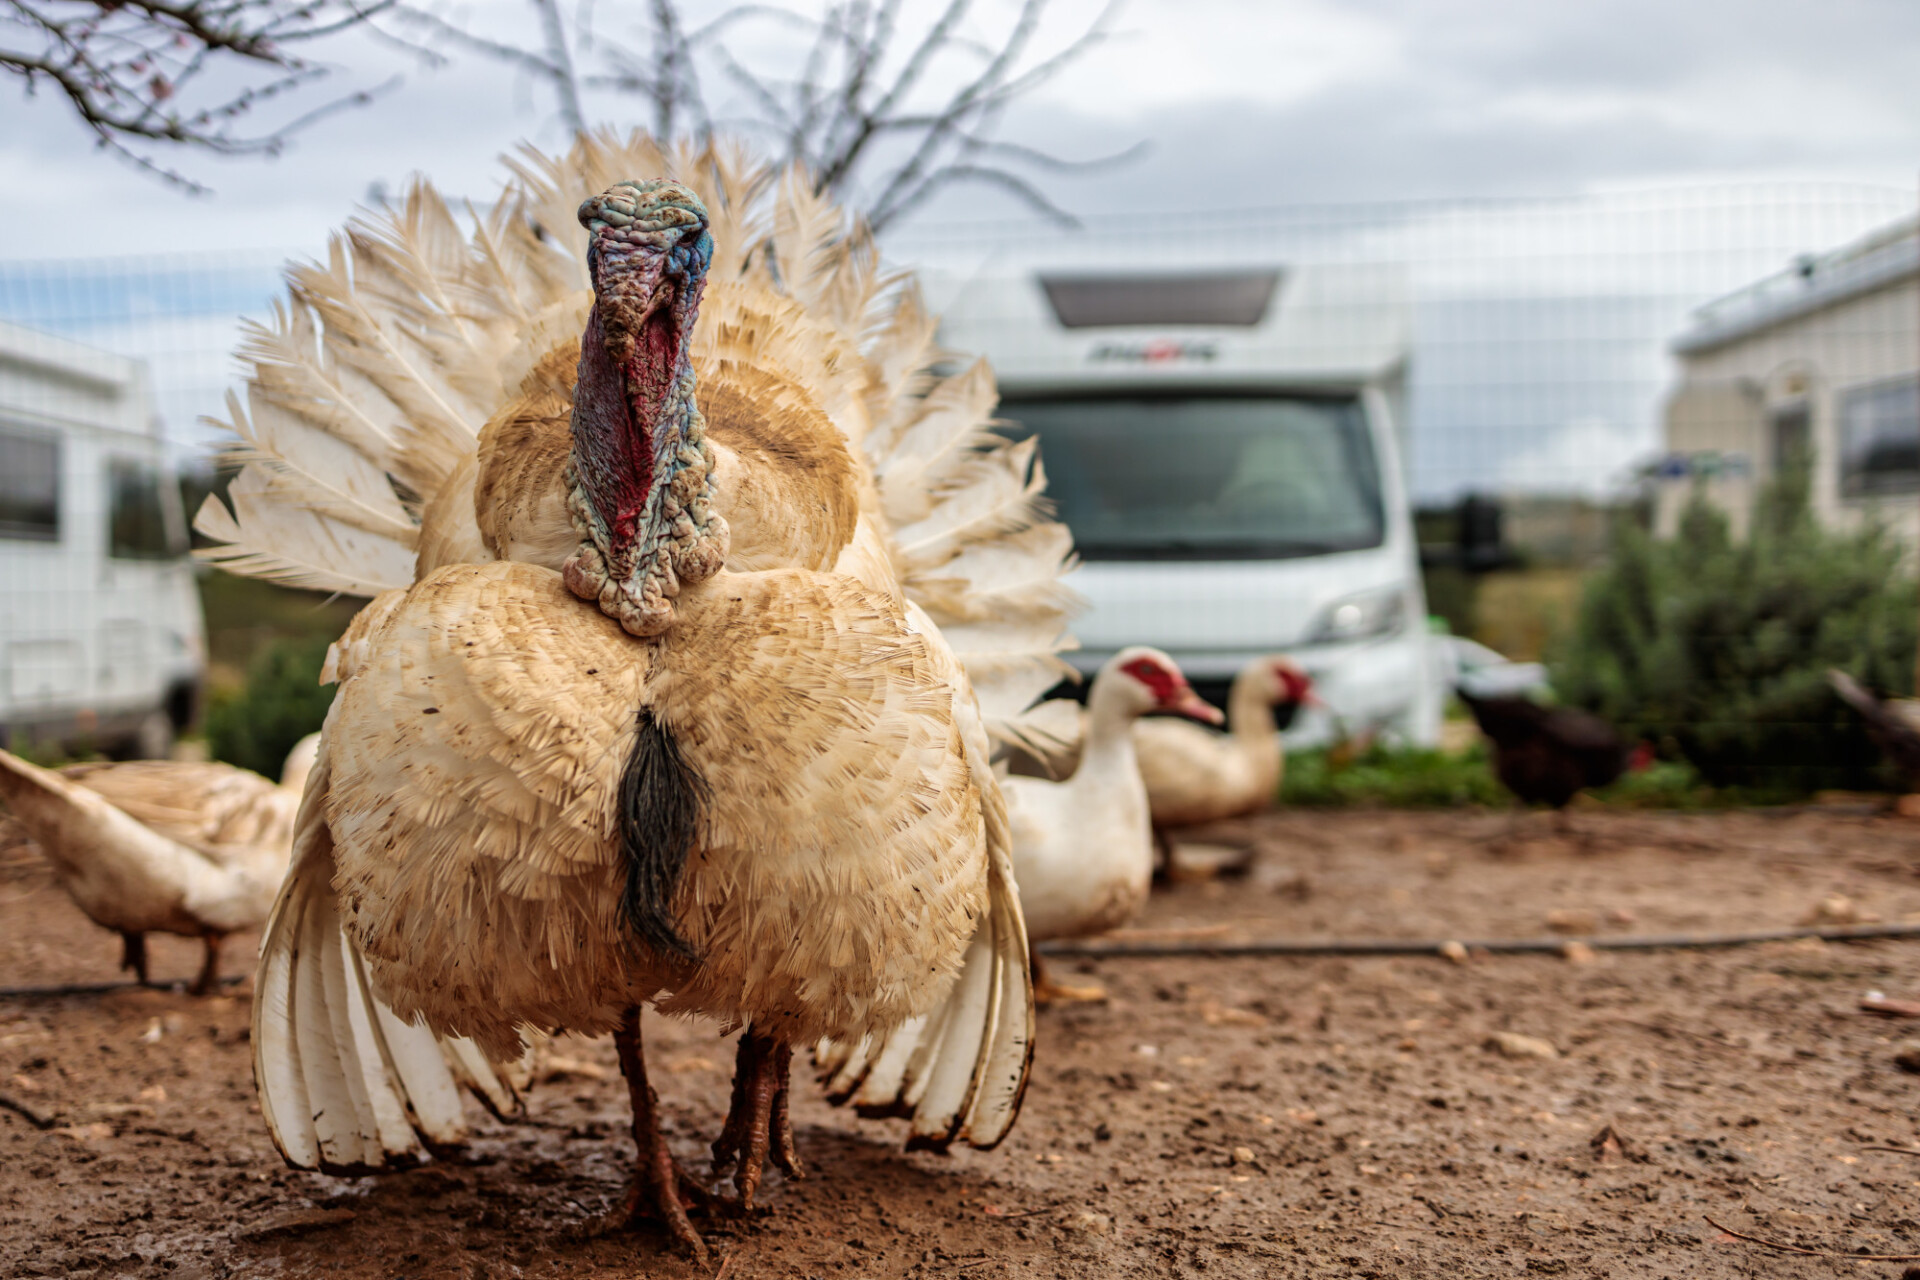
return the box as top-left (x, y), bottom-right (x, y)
top-left (381, 5), bottom-right (559, 81)
top-left (3, 0), bottom-right (396, 191)
top-left (529, 0), bottom-right (585, 133)
top-left (879, 161), bottom-right (1081, 229)
top-left (719, 0), bottom-right (1132, 230)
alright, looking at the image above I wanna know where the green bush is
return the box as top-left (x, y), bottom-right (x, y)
top-left (1553, 457), bottom-right (1917, 794)
top-left (205, 635), bottom-right (335, 780)
top-left (1281, 740), bottom-right (1733, 810)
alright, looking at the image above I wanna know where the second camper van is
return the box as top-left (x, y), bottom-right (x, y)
top-left (927, 260), bottom-right (1440, 747)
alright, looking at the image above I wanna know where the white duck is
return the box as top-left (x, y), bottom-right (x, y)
top-left (0, 735), bottom-right (318, 992)
top-left (1135, 654), bottom-right (1317, 868)
top-left (1005, 647), bottom-right (1220, 1001)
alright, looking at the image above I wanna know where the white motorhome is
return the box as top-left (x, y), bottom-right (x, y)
top-left (925, 259), bottom-right (1440, 746)
top-left (0, 319), bottom-right (204, 757)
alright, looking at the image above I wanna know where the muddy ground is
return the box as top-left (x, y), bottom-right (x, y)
top-left (8, 806), bottom-right (1920, 1278)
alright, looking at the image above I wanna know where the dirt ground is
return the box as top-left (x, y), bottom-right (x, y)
top-left (8, 806), bottom-right (1920, 1278)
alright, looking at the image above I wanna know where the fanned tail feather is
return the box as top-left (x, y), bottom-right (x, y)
top-left (816, 732), bottom-right (1033, 1151)
top-left (253, 744), bottom-right (520, 1175)
top-left (200, 132), bottom-right (1081, 749)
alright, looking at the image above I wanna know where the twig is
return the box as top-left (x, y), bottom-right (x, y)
top-left (1859, 1146), bottom-right (1920, 1157)
top-left (1860, 994), bottom-right (1920, 1017)
top-left (1038, 921), bottom-right (1920, 960)
top-left (1703, 1213), bottom-right (1920, 1260)
top-left (0, 1092), bottom-right (57, 1131)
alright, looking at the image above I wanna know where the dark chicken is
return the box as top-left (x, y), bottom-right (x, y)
top-left (1457, 689), bottom-right (1631, 818)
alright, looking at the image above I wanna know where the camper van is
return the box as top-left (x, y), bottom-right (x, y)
top-left (926, 259), bottom-right (1440, 746)
top-left (0, 319), bottom-right (204, 758)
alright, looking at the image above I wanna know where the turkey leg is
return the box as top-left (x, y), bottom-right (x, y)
top-left (600, 1007), bottom-right (712, 1261)
top-left (711, 1026), bottom-right (802, 1210)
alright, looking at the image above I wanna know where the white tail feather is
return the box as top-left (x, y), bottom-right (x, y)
top-left (253, 743), bottom-right (519, 1175)
top-left (196, 468), bottom-right (413, 597)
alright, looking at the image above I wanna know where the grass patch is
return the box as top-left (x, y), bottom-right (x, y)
top-left (1282, 743), bottom-right (1506, 808)
top-left (197, 570), bottom-right (363, 692)
top-left (1281, 742), bottom-right (1813, 810)
top-left (203, 634), bottom-right (336, 780)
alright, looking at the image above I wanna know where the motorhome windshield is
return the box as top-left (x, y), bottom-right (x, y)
top-left (999, 393), bottom-right (1385, 561)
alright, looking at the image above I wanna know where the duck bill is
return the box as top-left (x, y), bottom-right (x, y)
top-left (1169, 689), bottom-right (1225, 725)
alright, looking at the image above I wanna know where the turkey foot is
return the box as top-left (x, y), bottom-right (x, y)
top-left (1032, 948), bottom-right (1106, 1004)
top-left (188, 933), bottom-right (225, 996)
top-left (711, 1026), bottom-right (802, 1211)
top-left (599, 1007), bottom-right (713, 1262)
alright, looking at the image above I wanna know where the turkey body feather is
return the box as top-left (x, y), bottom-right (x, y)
top-left (325, 561), bottom-right (986, 1061)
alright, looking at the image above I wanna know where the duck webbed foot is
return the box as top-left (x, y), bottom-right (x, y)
top-left (1032, 948), bottom-right (1108, 1004)
top-left (711, 1025), bottom-right (803, 1211)
top-left (597, 1008), bottom-right (714, 1262)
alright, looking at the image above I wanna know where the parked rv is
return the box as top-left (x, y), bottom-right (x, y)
top-left (0, 320), bottom-right (204, 758)
top-left (926, 260), bottom-right (1441, 747)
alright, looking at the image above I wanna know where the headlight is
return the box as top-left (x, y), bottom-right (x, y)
top-left (1306, 586), bottom-right (1408, 645)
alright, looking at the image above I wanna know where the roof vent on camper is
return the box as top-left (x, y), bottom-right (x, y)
top-left (1036, 269), bottom-right (1281, 329)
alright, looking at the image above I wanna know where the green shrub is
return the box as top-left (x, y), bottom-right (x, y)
top-left (1553, 457), bottom-right (1917, 794)
top-left (1281, 740), bottom-right (1731, 810)
top-left (204, 635), bottom-right (335, 780)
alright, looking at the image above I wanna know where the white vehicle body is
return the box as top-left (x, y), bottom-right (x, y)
top-left (923, 258), bottom-right (1440, 747)
top-left (0, 320), bottom-right (204, 757)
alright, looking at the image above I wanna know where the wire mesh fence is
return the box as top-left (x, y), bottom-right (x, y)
top-left (891, 180), bottom-right (1919, 506)
top-left (1, 181), bottom-right (1916, 765)
top-left (0, 182), bottom-right (1911, 500)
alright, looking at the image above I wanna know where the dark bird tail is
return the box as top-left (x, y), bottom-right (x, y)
top-left (617, 708), bottom-right (707, 962)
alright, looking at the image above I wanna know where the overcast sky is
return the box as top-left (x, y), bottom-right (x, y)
top-left (3, 0), bottom-right (1917, 498)
top-left (3, 0), bottom-right (1918, 256)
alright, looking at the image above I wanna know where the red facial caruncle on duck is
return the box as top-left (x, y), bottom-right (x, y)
top-left (563, 179), bottom-right (729, 637)
top-left (1121, 656), bottom-right (1183, 704)
top-left (1277, 664), bottom-right (1314, 706)
top-left (1121, 655), bottom-right (1225, 725)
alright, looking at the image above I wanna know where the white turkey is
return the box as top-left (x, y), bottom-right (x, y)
top-left (194, 134), bottom-right (1079, 1258)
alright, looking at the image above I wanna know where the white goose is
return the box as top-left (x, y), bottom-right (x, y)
top-left (1005, 648), bottom-right (1220, 1002)
top-left (0, 735), bottom-right (318, 992)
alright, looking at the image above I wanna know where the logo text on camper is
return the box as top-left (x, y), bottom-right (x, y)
top-left (1086, 339), bottom-right (1219, 364)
